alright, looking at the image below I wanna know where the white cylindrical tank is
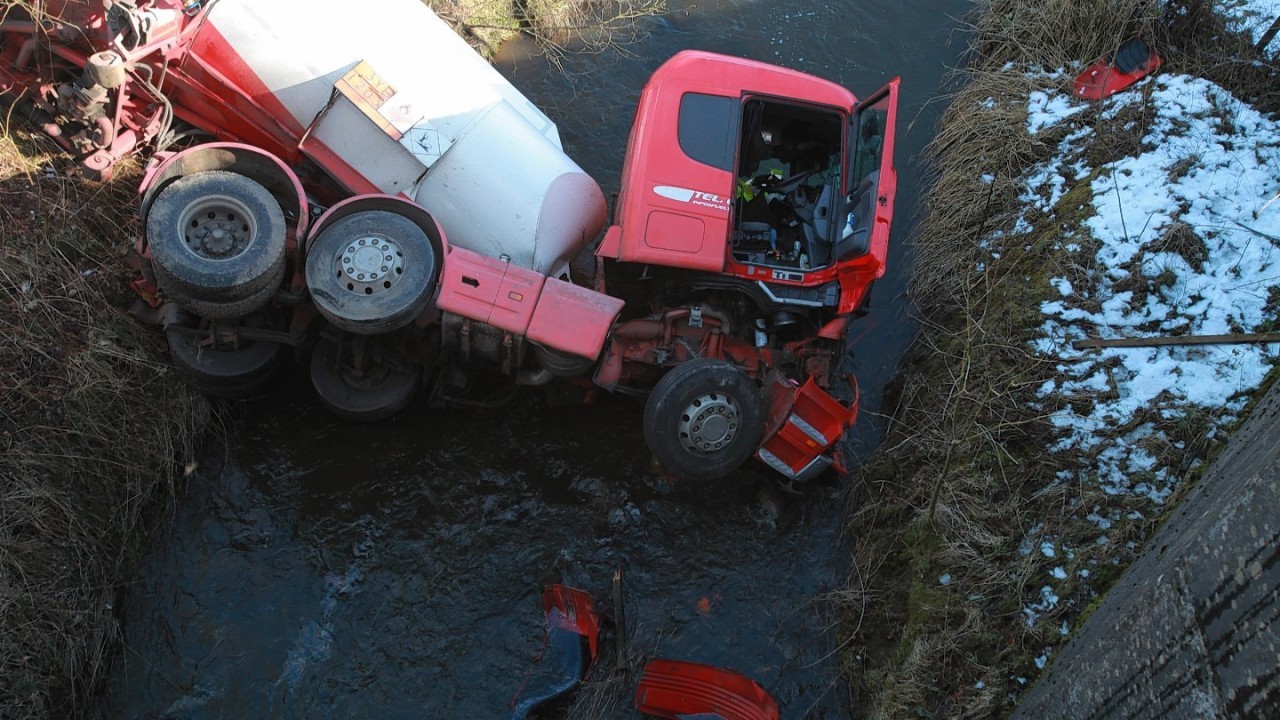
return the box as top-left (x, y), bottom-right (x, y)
top-left (202, 0), bottom-right (606, 276)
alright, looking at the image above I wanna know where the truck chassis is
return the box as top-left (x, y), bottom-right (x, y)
top-left (0, 0), bottom-right (900, 483)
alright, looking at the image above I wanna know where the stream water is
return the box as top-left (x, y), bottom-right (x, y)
top-left (100, 1), bottom-right (968, 717)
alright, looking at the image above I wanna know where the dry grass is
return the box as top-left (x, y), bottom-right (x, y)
top-left (0, 127), bottom-right (210, 718)
top-left (840, 0), bottom-right (1279, 717)
top-left (564, 670), bottom-right (636, 720)
top-left (974, 0), bottom-right (1163, 69)
top-left (428, 0), bottom-right (664, 61)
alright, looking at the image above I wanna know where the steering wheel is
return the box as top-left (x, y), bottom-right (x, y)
top-left (753, 169), bottom-right (814, 195)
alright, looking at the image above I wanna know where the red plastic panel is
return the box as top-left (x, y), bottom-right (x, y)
top-left (1074, 41), bottom-right (1163, 101)
top-left (526, 279), bottom-right (625, 360)
top-left (756, 377), bottom-right (853, 476)
top-left (434, 246), bottom-right (508, 324)
top-left (489, 265), bottom-right (545, 336)
top-left (543, 585), bottom-right (600, 661)
top-left (635, 659), bottom-right (780, 720)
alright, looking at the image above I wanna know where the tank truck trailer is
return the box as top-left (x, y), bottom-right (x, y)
top-left (0, 0), bottom-right (900, 483)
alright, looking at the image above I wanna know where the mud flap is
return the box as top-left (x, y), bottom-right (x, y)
top-left (508, 585), bottom-right (601, 719)
top-left (635, 659), bottom-right (780, 720)
top-left (754, 372), bottom-right (857, 482)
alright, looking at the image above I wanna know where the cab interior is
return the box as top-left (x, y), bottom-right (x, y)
top-left (731, 99), bottom-right (844, 272)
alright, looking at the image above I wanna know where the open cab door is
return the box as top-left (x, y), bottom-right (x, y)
top-left (749, 80), bottom-right (898, 481)
top-left (839, 77), bottom-right (900, 281)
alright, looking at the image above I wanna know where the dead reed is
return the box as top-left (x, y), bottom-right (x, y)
top-left (428, 0), bottom-right (664, 61)
top-left (0, 130), bottom-right (210, 718)
top-left (840, 0), bottom-right (1277, 717)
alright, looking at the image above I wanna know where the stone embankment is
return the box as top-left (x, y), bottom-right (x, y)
top-left (1014, 382), bottom-right (1280, 718)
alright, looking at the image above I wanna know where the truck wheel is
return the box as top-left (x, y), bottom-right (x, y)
top-left (305, 211), bottom-right (437, 335)
top-left (155, 259), bottom-right (283, 320)
top-left (146, 170), bottom-right (287, 304)
top-left (166, 325), bottom-right (286, 399)
top-left (533, 343), bottom-right (594, 377)
top-left (309, 337), bottom-right (419, 421)
top-left (643, 359), bottom-right (765, 481)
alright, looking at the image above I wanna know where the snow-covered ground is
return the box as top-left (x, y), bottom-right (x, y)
top-left (1028, 73), bottom-right (1280, 503)
top-left (1221, 0), bottom-right (1280, 49)
top-left (1005, 66), bottom-right (1280, 648)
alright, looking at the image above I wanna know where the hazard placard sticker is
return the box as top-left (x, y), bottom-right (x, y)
top-left (401, 124), bottom-right (443, 166)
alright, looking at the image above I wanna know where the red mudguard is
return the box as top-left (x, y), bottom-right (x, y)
top-left (635, 659), bottom-right (781, 720)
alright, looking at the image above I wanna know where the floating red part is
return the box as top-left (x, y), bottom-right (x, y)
top-left (542, 584), bottom-right (601, 660)
top-left (635, 659), bottom-right (780, 720)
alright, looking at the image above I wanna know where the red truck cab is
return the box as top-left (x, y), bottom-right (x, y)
top-left (598, 51), bottom-right (898, 315)
top-left (595, 51), bottom-right (900, 482)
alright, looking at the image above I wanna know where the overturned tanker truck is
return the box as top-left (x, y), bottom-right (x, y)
top-left (0, 0), bottom-right (899, 482)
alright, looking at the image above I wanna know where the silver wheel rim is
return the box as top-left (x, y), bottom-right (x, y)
top-left (180, 194), bottom-right (257, 261)
top-left (334, 233), bottom-right (406, 297)
top-left (677, 391), bottom-right (741, 454)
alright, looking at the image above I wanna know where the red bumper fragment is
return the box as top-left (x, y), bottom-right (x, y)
top-left (755, 373), bottom-right (857, 481)
top-left (508, 585), bottom-right (601, 719)
top-left (635, 658), bottom-right (780, 720)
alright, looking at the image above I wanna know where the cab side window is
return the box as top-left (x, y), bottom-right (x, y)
top-left (678, 93), bottom-right (738, 171)
top-left (850, 102), bottom-right (887, 189)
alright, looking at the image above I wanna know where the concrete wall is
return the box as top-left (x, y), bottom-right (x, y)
top-left (1013, 382), bottom-right (1280, 719)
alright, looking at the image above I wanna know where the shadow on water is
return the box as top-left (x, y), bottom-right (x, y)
top-left (101, 0), bottom-right (970, 717)
top-left (105, 380), bottom-right (853, 718)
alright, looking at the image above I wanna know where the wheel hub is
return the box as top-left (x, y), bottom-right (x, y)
top-left (337, 234), bottom-right (405, 296)
top-left (181, 196), bottom-right (256, 260)
top-left (678, 392), bottom-right (741, 454)
top-left (197, 223), bottom-right (237, 255)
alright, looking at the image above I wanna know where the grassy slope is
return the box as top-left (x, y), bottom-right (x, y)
top-left (0, 130), bottom-right (209, 717)
top-left (841, 1), bottom-right (1280, 717)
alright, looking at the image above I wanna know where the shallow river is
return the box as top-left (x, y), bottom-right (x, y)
top-left (100, 1), bottom-right (968, 717)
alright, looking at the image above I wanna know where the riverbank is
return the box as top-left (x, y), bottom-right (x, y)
top-left (843, 0), bottom-right (1280, 716)
top-left (0, 132), bottom-right (209, 717)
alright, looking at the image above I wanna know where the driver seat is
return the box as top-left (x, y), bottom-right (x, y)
top-left (795, 182), bottom-right (838, 267)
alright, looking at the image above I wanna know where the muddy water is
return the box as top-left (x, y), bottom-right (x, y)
top-left (101, 2), bottom-right (968, 717)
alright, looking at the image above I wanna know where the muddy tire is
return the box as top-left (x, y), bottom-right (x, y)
top-left (146, 171), bottom-right (287, 305)
top-left (166, 325), bottom-right (286, 399)
top-left (643, 359), bottom-right (765, 481)
top-left (155, 259), bottom-right (283, 320)
top-left (309, 337), bottom-right (419, 422)
top-left (305, 211), bottom-right (437, 335)
top-left (533, 343), bottom-right (595, 378)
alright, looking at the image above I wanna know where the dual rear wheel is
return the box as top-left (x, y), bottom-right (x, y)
top-left (149, 171), bottom-right (289, 398)
top-left (147, 171), bottom-right (287, 320)
top-left (302, 210), bottom-right (439, 419)
top-left (150, 172), bottom-right (435, 415)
